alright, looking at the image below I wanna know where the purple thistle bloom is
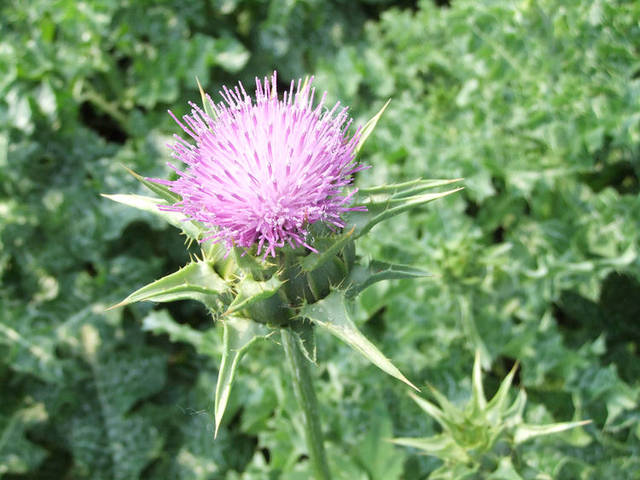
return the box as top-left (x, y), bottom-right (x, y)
top-left (158, 72), bottom-right (365, 258)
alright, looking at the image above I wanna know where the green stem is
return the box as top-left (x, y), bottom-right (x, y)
top-left (281, 328), bottom-right (331, 480)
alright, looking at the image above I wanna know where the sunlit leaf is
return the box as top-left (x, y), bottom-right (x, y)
top-left (471, 350), bottom-right (487, 412)
top-left (101, 193), bottom-right (203, 240)
top-left (408, 391), bottom-right (451, 432)
top-left (196, 77), bottom-right (217, 122)
top-left (301, 291), bottom-right (418, 390)
top-left (391, 435), bottom-right (469, 463)
top-left (108, 261), bottom-right (228, 311)
top-left (513, 420), bottom-right (592, 445)
top-left (487, 361), bottom-right (519, 422)
top-left (355, 99), bottom-right (390, 154)
top-left (346, 185), bottom-right (463, 238)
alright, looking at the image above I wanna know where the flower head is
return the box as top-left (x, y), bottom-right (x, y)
top-left (158, 72), bottom-right (364, 258)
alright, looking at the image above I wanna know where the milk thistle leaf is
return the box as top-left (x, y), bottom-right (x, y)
top-left (355, 99), bottom-right (391, 154)
top-left (159, 72), bottom-right (365, 258)
top-left (408, 391), bottom-right (452, 432)
top-left (513, 420), bottom-right (592, 445)
top-left (486, 361), bottom-right (519, 422)
top-left (196, 77), bottom-right (217, 123)
top-left (390, 435), bottom-right (470, 464)
top-left (292, 320), bottom-right (317, 364)
top-left (0, 403), bottom-right (47, 476)
top-left (232, 246), bottom-right (275, 277)
top-left (471, 350), bottom-right (488, 412)
top-left (142, 310), bottom-right (218, 357)
top-left (224, 275), bottom-right (284, 316)
top-left (102, 193), bottom-right (203, 241)
top-left (395, 352), bottom-right (590, 472)
top-left (346, 181), bottom-right (463, 238)
top-left (345, 260), bottom-right (431, 298)
top-left (300, 226), bottom-right (355, 273)
top-left (301, 291), bottom-right (418, 390)
top-left (357, 178), bottom-right (462, 196)
top-left (215, 316), bottom-right (270, 438)
top-left (123, 166), bottom-right (181, 203)
top-left (107, 261), bottom-right (228, 311)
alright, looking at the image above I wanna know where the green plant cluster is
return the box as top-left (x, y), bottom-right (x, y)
top-left (1, 0), bottom-right (639, 479)
top-left (316, 0), bottom-right (640, 477)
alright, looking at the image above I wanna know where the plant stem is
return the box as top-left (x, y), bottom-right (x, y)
top-left (281, 328), bottom-right (331, 480)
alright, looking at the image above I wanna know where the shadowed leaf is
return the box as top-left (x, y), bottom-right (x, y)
top-left (0, 403), bottom-right (47, 476)
top-left (300, 227), bottom-right (354, 273)
top-left (224, 275), bottom-right (283, 316)
top-left (214, 316), bottom-right (270, 437)
top-left (142, 310), bottom-right (219, 357)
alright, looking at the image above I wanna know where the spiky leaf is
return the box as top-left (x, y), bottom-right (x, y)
top-left (292, 320), bottom-right (317, 364)
top-left (513, 420), bottom-right (591, 445)
top-left (197, 77), bottom-right (217, 122)
top-left (123, 166), bottom-right (181, 203)
top-left (102, 193), bottom-right (203, 241)
top-left (300, 291), bottom-right (418, 390)
top-left (300, 227), bottom-right (354, 273)
top-left (224, 275), bottom-right (283, 316)
top-left (214, 316), bottom-right (270, 437)
top-left (109, 261), bottom-right (228, 311)
top-left (486, 361), bottom-right (519, 423)
top-left (355, 99), bottom-right (390, 154)
top-left (391, 435), bottom-right (469, 463)
top-left (357, 178), bottom-right (462, 196)
top-left (408, 391), bottom-right (453, 432)
top-left (345, 260), bottom-right (431, 298)
top-left (471, 350), bottom-right (487, 413)
top-left (346, 180), bottom-right (463, 237)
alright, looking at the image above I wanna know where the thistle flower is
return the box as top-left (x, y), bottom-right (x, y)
top-left (158, 72), bottom-right (364, 258)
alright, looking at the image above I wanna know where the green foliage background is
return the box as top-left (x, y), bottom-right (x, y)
top-left (1, 0), bottom-right (638, 478)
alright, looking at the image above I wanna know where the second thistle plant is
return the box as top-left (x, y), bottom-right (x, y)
top-left (393, 352), bottom-right (590, 479)
top-left (104, 72), bottom-right (462, 479)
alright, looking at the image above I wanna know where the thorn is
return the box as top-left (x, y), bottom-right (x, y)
top-left (105, 300), bottom-right (127, 311)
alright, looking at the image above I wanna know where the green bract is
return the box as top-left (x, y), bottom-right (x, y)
top-left (105, 100), bottom-right (461, 436)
